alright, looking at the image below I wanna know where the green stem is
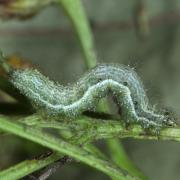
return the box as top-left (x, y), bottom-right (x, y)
top-left (56, 0), bottom-right (97, 68)
top-left (107, 139), bottom-right (147, 180)
top-left (1, 114), bottom-right (179, 179)
top-left (0, 152), bottom-right (61, 180)
top-left (21, 115), bottom-right (180, 142)
top-left (0, 116), bottom-right (134, 180)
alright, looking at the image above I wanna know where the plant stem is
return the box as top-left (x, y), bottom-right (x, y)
top-left (106, 139), bottom-right (147, 180)
top-left (36, 156), bottom-right (72, 180)
top-left (0, 152), bottom-right (61, 180)
top-left (56, 0), bottom-right (97, 68)
top-left (38, 115), bottom-right (146, 178)
top-left (21, 115), bottom-right (180, 142)
top-left (0, 115), bottom-right (134, 180)
top-left (1, 114), bottom-right (179, 179)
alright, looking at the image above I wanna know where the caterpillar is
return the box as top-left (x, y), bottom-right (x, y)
top-left (9, 63), bottom-right (173, 129)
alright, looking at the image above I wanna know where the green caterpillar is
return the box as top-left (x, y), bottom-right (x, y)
top-left (10, 64), bottom-right (172, 129)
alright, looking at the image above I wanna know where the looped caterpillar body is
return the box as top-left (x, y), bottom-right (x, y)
top-left (10, 64), bottom-right (168, 128)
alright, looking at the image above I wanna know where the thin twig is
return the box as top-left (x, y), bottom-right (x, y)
top-left (20, 115), bottom-right (180, 142)
top-left (37, 156), bottom-right (72, 180)
top-left (26, 155), bottom-right (73, 180)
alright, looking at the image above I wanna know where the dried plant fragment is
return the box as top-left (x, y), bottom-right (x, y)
top-left (0, 0), bottom-right (54, 19)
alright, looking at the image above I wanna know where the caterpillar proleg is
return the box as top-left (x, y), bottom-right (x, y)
top-left (10, 64), bottom-right (170, 128)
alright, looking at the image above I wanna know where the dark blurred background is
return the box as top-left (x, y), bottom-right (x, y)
top-left (0, 0), bottom-right (180, 179)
